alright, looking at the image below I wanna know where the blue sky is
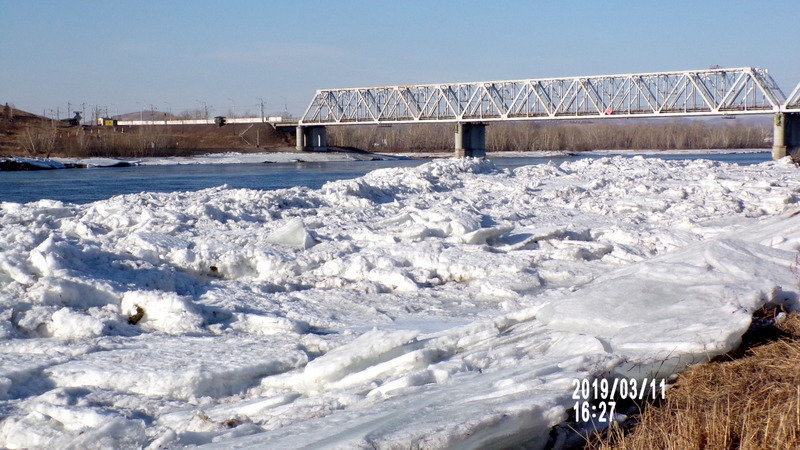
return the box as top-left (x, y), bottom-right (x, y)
top-left (1, 1), bottom-right (798, 118)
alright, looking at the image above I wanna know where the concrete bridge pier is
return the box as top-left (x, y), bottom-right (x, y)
top-left (454, 122), bottom-right (486, 158)
top-left (295, 126), bottom-right (305, 152)
top-left (773, 113), bottom-right (800, 160)
top-left (295, 125), bottom-right (328, 152)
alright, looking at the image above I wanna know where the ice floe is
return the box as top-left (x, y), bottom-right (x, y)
top-left (0, 155), bottom-right (799, 448)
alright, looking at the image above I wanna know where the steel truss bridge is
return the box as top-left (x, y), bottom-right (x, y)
top-left (295, 67), bottom-right (800, 158)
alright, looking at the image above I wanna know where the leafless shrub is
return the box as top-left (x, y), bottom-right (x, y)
top-left (54, 126), bottom-right (180, 157)
top-left (329, 123), bottom-right (452, 151)
top-left (329, 121), bottom-right (769, 152)
top-left (18, 121), bottom-right (57, 157)
top-left (41, 123), bottom-right (289, 157)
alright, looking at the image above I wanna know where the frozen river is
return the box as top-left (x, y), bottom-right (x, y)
top-left (0, 151), bottom-right (771, 204)
top-left (2, 149), bottom-right (797, 448)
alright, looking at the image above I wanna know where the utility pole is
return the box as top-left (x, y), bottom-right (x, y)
top-left (258, 97), bottom-right (266, 121)
top-left (226, 97), bottom-right (236, 119)
top-left (280, 96), bottom-right (289, 118)
top-left (197, 100), bottom-right (208, 119)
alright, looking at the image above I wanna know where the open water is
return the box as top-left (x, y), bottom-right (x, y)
top-left (0, 151), bottom-right (772, 204)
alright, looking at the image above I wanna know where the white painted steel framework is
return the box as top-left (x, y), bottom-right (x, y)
top-left (300, 67), bottom-right (788, 125)
top-left (784, 82), bottom-right (800, 111)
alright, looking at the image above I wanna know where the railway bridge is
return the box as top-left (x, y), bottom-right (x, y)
top-left (297, 67), bottom-right (800, 159)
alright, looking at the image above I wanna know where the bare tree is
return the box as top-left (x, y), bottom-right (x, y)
top-left (18, 121), bottom-right (57, 157)
top-left (330, 121), bottom-right (769, 152)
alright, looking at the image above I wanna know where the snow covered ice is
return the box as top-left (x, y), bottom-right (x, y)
top-left (1, 155), bottom-right (799, 448)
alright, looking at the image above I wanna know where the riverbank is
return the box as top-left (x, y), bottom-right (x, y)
top-left (593, 312), bottom-right (800, 449)
top-left (0, 149), bottom-right (408, 171)
top-left (0, 106), bottom-right (294, 157)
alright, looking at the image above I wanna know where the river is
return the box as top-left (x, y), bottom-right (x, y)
top-left (0, 151), bottom-right (772, 204)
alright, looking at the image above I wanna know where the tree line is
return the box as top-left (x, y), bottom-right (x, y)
top-left (328, 120), bottom-right (770, 152)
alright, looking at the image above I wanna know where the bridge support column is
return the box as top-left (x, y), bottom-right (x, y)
top-left (295, 125), bottom-right (328, 152)
top-left (454, 122), bottom-right (486, 158)
top-left (295, 126), bottom-right (306, 152)
top-left (773, 113), bottom-right (800, 160)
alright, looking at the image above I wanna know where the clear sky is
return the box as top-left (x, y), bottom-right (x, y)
top-left (2, 1), bottom-right (798, 119)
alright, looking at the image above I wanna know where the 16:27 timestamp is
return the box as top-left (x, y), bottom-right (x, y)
top-left (573, 400), bottom-right (616, 423)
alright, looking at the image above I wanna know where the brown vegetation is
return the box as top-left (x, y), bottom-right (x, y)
top-left (17, 120), bottom-right (58, 158)
top-left (1, 105), bottom-right (64, 155)
top-left (592, 312), bottom-right (800, 450)
top-left (53, 126), bottom-right (183, 158)
top-left (330, 124), bottom-right (452, 152)
top-left (0, 105), bottom-right (293, 157)
top-left (329, 120), bottom-right (770, 152)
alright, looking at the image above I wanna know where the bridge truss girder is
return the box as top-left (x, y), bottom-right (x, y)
top-left (300, 67), bottom-right (787, 125)
top-left (784, 82), bottom-right (800, 112)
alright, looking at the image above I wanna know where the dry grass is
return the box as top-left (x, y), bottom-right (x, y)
top-left (1, 106), bottom-right (69, 155)
top-left (778, 312), bottom-right (800, 337)
top-left (49, 123), bottom-right (292, 157)
top-left (593, 312), bottom-right (800, 450)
